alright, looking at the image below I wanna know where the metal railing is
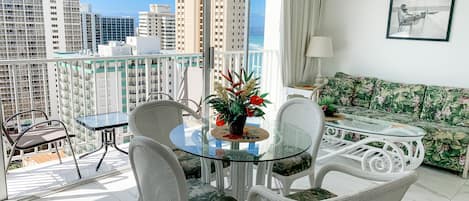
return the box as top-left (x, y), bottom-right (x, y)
top-left (0, 49), bottom-right (276, 167)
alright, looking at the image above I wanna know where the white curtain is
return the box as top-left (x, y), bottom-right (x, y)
top-left (261, 0), bottom-right (286, 118)
top-left (281, 0), bottom-right (322, 85)
top-left (260, 0), bottom-right (322, 118)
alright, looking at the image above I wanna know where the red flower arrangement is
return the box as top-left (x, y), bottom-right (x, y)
top-left (206, 68), bottom-right (270, 135)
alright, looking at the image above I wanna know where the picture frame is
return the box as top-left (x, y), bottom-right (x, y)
top-left (386, 0), bottom-right (455, 42)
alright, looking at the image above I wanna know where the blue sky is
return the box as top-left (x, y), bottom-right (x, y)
top-left (80, 0), bottom-right (265, 29)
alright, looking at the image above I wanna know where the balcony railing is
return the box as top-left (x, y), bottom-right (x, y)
top-left (0, 49), bottom-right (277, 199)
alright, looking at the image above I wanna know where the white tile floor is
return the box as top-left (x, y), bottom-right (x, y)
top-left (6, 144), bottom-right (130, 200)
top-left (7, 145), bottom-right (469, 201)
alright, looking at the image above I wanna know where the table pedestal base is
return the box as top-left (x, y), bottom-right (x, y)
top-left (79, 128), bottom-right (128, 171)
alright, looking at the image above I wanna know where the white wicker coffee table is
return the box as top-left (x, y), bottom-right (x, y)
top-left (318, 114), bottom-right (426, 173)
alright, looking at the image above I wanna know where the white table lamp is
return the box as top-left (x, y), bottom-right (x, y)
top-left (306, 36), bottom-right (333, 85)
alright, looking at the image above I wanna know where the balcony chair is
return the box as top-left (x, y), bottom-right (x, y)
top-left (146, 91), bottom-right (202, 116)
top-left (129, 136), bottom-right (236, 201)
top-left (1, 110), bottom-right (81, 179)
top-left (146, 92), bottom-right (174, 102)
top-left (248, 163), bottom-right (418, 201)
top-left (177, 98), bottom-right (202, 116)
top-left (129, 100), bottom-right (227, 179)
top-left (266, 98), bottom-right (325, 195)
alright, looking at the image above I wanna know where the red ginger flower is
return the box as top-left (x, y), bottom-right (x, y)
top-left (250, 95), bottom-right (264, 105)
top-left (216, 115), bottom-right (225, 126)
top-left (246, 108), bottom-right (255, 117)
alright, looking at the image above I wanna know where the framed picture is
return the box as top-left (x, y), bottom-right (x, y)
top-left (386, 0), bottom-right (455, 41)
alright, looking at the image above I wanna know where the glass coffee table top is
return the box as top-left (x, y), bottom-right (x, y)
top-left (325, 114), bottom-right (425, 137)
top-left (169, 120), bottom-right (312, 162)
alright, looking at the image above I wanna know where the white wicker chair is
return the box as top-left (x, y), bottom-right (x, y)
top-left (129, 100), bottom-right (201, 149)
top-left (266, 98), bottom-right (325, 195)
top-left (248, 164), bottom-right (418, 201)
top-left (129, 136), bottom-right (236, 201)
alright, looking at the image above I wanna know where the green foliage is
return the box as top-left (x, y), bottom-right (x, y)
top-left (319, 96), bottom-right (338, 114)
top-left (206, 68), bottom-right (270, 123)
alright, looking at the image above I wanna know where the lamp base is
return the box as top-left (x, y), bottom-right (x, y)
top-left (314, 76), bottom-right (327, 86)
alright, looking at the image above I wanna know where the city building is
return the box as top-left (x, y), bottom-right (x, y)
top-left (0, 0), bottom-right (81, 121)
top-left (138, 4), bottom-right (176, 50)
top-left (56, 36), bottom-right (164, 153)
top-left (175, 0), bottom-right (246, 53)
top-left (80, 4), bottom-right (101, 53)
top-left (175, 0), bottom-right (204, 53)
top-left (80, 4), bottom-right (134, 53)
top-left (175, 0), bottom-right (246, 96)
top-left (100, 16), bottom-right (135, 45)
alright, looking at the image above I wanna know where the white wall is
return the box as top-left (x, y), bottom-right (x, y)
top-left (320, 0), bottom-right (469, 88)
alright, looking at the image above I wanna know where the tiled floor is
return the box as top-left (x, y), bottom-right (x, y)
top-left (7, 145), bottom-right (469, 201)
top-left (7, 144), bottom-right (129, 200)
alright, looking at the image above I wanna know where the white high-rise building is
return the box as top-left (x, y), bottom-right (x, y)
top-left (0, 0), bottom-right (81, 121)
top-left (80, 4), bottom-right (101, 53)
top-left (56, 36), bottom-right (166, 153)
top-left (138, 4), bottom-right (175, 50)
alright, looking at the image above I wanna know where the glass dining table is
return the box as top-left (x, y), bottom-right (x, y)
top-left (169, 119), bottom-right (312, 200)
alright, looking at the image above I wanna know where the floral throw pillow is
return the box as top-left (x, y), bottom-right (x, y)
top-left (370, 80), bottom-right (426, 117)
top-left (319, 77), bottom-right (355, 106)
top-left (334, 72), bottom-right (377, 108)
top-left (420, 86), bottom-right (449, 122)
top-left (440, 89), bottom-right (469, 127)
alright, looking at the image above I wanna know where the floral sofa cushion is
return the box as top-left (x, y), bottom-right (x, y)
top-left (421, 86), bottom-right (469, 127)
top-left (413, 121), bottom-right (469, 172)
top-left (319, 77), bottom-right (355, 106)
top-left (370, 80), bottom-right (426, 118)
top-left (442, 89), bottom-right (469, 127)
top-left (334, 72), bottom-right (377, 108)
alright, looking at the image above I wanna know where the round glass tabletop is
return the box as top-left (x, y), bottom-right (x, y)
top-left (169, 119), bottom-right (312, 162)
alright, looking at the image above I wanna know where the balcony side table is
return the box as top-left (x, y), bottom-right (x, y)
top-left (76, 112), bottom-right (129, 171)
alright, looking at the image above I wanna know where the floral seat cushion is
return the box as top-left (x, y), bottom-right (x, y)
top-left (337, 106), bottom-right (418, 124)
top-left (413, 120), bottom-right (469, 172)
top-left (187, 179), bottom-right (237, 201)
top-left (174, 149), bottom-right (230, 179)
top-left (286, 188), bottom-right (337, 201)
top-left (273, 152), bottom-right (312, 176)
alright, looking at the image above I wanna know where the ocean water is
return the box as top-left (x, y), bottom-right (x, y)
top-left (247, 32), bottom-right (264, 76)
top-left (249, 34), bottom-right (264, 50)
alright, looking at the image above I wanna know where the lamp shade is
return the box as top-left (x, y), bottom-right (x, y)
top-left (306, 36), bottom-right (333, 58)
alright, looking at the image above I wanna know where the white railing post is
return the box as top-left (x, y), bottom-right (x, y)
top-left (144, 58), bottom-right (150, 101)
top-left (0, 101), bottom-right (7, 200)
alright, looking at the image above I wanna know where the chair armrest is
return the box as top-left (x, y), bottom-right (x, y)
top-left (314, 163), bottom-right (411, 188)
top-left (177, 98), bottom-right (202, 114)
top-left (12, 120), bottom-right (70, 146)
top-left (4, 110), bottom-right (49, 125)
top-left (247, 185), bottom-right (293, 201)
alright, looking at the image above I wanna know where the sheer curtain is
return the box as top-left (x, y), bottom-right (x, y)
top-left (281, 0), bottom-right (322, 85)
top-left (261, 0), bottom-right (321, 118)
